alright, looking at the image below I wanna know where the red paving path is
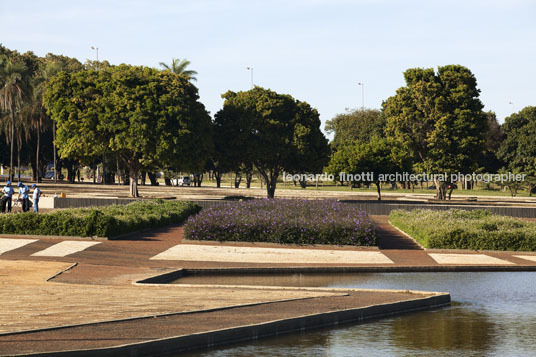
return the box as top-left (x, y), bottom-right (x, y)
top-left (0, 216), bottom-right (535, 274)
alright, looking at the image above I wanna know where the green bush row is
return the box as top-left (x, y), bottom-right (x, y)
top-left (0, 200), bottom-right (201, 238)
top-left (389, 209), bottom-right (536, 251)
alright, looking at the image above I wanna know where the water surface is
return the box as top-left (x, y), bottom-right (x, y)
top-left (178, 272), bottom-right (536, 356)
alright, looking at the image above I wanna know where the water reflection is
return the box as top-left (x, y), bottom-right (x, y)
top-left (173, 272), bottom-right (377, 287)
top-left (178, 272), bottom-right (536, 356)
top-left (390, 305), bottom-right (494, 353)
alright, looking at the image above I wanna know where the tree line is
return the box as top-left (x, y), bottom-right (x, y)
top-left (1, 45), bottom-right (534, 199)
top-left (325, 65), bottom-right (536, 200)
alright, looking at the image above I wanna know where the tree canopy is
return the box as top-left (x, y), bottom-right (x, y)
top-left (383, 65), bottom-right (488, 199)
top-left (44, 64), bottom-right (211, 196)
top-left (215, 87), bottom-right (329, 198)
top-left (497, 106), bottom-right (536, 177)
top-left (325, 108), bottom-right (385, 149)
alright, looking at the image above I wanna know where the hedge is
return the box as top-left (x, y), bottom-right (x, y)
top-left (389, 209), bottom-right (536, 251)
top-left (0, 200), bottom-right (200, 238)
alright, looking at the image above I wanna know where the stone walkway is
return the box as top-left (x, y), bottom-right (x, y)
top-left (0, 260), bottom-right (344, 334)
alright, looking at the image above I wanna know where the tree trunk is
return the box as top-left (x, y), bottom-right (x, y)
top-left (116, 156), bottom-right (121, 185)
top-left (434, 178), bottom-right (447, 200)
top-left (31, 160), bottom-right (37, 181)
top-left (148, 172), bottom-right (158, 186)
top-left (263, 170), bottom-right (278, 198)
top-left (141, 171), bottom-right (146, 186)
top-left (129, 166), bottom-right (139, 197)
top-left (101, 154), bottom-right (106, 185)
top-left (53, 122), bottom-right (57, 183)
top-left (17, 144), bottom-right (21, 181)
top-left (375, 181), bottom-right (382, 200)
top-left (36, 121), bottom-right (41, 182)
top-left (9, 110), bottom-right (14, 181)
top-left (246, 173), bottom-right (253, 188)
top-left (234, 171), bottom-right (242, 188)
top-left (215, 171), bottom-right (222, 188)
top-left (266, 179), bottom-right (276, 198)
top-left (194, 173), bottom-right (203, 187)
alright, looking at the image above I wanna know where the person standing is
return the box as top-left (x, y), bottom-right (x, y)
top-left (32, 184), bottom-right (42, 213)
top-left (17, 182), bottom-right (30, 212)
top-left (1, 181), bottom-right (14, 213)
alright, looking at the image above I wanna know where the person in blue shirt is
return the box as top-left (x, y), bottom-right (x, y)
top-left (1, 181), bottom-right (15, 213)
top-left (32, 184), bottom-right (42, 213)
top-left (17, 182), bottom-right (30, 212)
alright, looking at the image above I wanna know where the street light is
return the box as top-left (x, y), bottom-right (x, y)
top-left (91, 46), bottom-right (105, 184)
top-left (358, 82), bottom-right (364, 109)
top-left (246, 67), bottom-right (254, 89)
top-left (91, 46), bottom-right (99, 70)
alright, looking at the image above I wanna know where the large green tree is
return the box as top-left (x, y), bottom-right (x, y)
top-left (383, 65), bottom-right (488, 199)
top-left (27, 54), bottom-right (83, 181)
top-left (325, 108), bottom-right (385, 149)
top-left (0, 50), bottom-right (33, 181)
top-left (325, 137), bottom-right (411, 200)
top-left (497, 106), bottom-right (536, 189)
top-left (45, 64), bottom-right (211, 197)
top-left (215, 87), bottom-right (329, 198)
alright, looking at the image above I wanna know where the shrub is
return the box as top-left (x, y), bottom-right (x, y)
top-left (389, 209), bottom-right (536, 251)
top-left (0, 200), bottom-right (200, 238)
top-left (183, 199), bottom-right (378, 246)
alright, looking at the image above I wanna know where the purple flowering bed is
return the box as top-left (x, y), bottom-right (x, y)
top-left (183, 199), bottom-right (378, 246)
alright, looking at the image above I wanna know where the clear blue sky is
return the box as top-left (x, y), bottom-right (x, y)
top-left (1, 0), bottom-right (535, 133)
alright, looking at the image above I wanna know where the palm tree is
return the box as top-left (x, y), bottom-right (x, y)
top-left (29, 60), bottom-right (62, 182)
top-left (0, 56), bottom-right (28, 181)
top-left (159, 58), bottom-right (198, 81)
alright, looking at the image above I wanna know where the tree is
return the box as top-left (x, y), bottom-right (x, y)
top-left (44, 65), bottom-right (211, 197)
top-left (478, 111), bottom-right (504, 175)
top-left (325, 108), bottom-right (385, 149)
top-left (28, 54), bottom-right (83, 182)
top-left (289, 101), bottom-right (331, 188)
top-left (0, 52), bottom-right (31, 181)
top-left (159, 58), bottom-right (197, 82)
top-left (383, 65), bottom-right (488, 199)
top-left (210, 108), bottom-right (247, 188)
top-left (215, 87), bottom-right (329, 198)
top-left (325, 137), bottom-right (410, 200)
top-left (497, 106), bottom-right (536, 194)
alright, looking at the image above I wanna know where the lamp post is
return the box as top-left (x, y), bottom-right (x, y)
top-left (246, 67), bottom-right (253, 89)
top-left (358, 82), bottom-right (364, 109)
top-left (91, 46), bottom-right (105, 184)
top-left (91, 46), bottom-right (99, 70)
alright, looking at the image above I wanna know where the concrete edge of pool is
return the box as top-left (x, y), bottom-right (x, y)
top-left (6, 270), bottom-right (451, 357)
top-left (13, 292), bottom-right (451, 357)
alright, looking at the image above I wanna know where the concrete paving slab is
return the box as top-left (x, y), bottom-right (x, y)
top-left (428, 253), bottom-right (515, 265)
top-left (0, 238), bottom-right (37, 255)
top-left (513, 255), bottom-right (536, 263)
top-left (31, 241), bottom-right (101, 257)
top-left (151, 244), bottom-right (395, 264)
top-left (0, 260), bottom-right (344, 334)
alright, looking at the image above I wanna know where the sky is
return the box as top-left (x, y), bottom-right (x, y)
top-left (1, 0), bottom-right (535, 135)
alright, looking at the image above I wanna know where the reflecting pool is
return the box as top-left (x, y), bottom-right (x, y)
top-left (178, 272), bottom-right (536, 356)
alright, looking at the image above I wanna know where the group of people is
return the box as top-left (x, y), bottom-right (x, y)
top-left (1, 181), bottom-right (42, 214)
